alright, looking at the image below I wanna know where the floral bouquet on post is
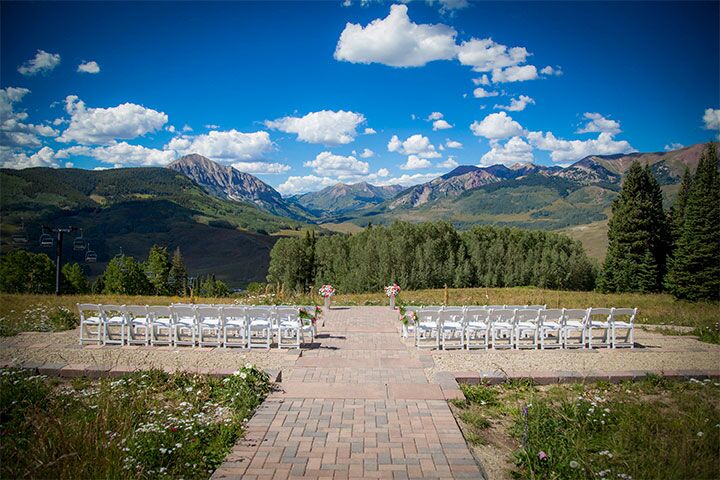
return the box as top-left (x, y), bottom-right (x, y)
top-left (384, 283), bottom-right (401, 309)
top-left (397, 304), bottom-right (416, 338)
top-left (318, 284), bottom-right (335, 309)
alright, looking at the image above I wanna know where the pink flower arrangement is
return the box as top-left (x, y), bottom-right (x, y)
top-left (384, 283), bottom-right (401, 297)
top-left (318, 284), bottom-right (335, 298)
top-left (538, 451), bottom-right (548, 461)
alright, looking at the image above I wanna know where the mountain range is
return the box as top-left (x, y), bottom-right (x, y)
top-left (0, 143), bottom-right (713, 286)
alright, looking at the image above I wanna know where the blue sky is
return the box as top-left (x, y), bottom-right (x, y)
top-left (1, 1), bottom-right (718, 195)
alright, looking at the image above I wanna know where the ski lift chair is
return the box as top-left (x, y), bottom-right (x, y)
top-left (85, 244), bottom-right (97, 263)
top-left (39, 233), bottom-right (53, 247)
top-left (73, 229), bottom-right (86, 251)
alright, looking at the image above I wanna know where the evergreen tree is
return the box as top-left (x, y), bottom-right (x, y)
top-left (61, 262), bottom-right (90, 294)
top-left (102, 256), bottom-right (152, 295)
top-left (665, 143), bottom-right (720, 301)
top-left (168, 247), bottom-right (188, 296)
top-left (145, 245), bottom-right (171, 295)
top-left (598, 162), bottom-right (669, 293)
top-left (0, 250), bottom-right (55, 294)
top-left (669, 167), bottom-right (692, 244)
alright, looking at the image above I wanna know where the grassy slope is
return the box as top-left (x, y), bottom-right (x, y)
top-left (0, 168), bottom-right (314, 286)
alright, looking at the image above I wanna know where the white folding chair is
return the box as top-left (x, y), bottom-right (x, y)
top-left (148, 305), bottom-right (174, 346)
top-left (125, 305), bottom-right (151, 346)
top-left (100, 304), bottom-right (126, 345)
top-left (172, 305), bottom-right (197, 346)
top-left (489, 309), bottom-right (516, 349)
top-left (197, 306), bottom-right (223, 347)
top-left (464, 307), bottom-right (490, 350)
top-left (276, 306), bottom-right (302, 349)
top-left (78, 303), bottom-right (103, 345)
top-left (416, 308), bottom-right (442, 349)
top-left (514, 308), bottom-right (541, 349)
top-left (439, 309), bottom-right (464, 350)
top-left (222, 306), bottom-right (248, 348)
top-left (526, 304), bottom-right (547, 310)
top-left (247, 307), bottom-right (272, 349)
top-left (610, 307), bottom-right (637, 348)
top-left (561, 308), bottom-right (590, 349)
top-left (538, 309), bottom-right (563, 350)
top-left (587, 308), bottom-right (612, 348)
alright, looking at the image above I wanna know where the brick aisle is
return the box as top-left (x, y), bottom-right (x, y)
top-left (212, 307), bottom-right (484, 479)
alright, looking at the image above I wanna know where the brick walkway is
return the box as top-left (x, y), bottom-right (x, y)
top-left (212, 307), bottom-right (484, 480)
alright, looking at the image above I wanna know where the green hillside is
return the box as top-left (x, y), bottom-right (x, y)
top-left (0, 167), bottom-right (310, 287)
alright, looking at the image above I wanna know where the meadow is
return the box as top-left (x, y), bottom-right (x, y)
top-left (1, 287), bottom-right (717, 341)
top-left (0, 366), bottom-right (270, 479)
top-left (452, 377), bottom-right (720, 480)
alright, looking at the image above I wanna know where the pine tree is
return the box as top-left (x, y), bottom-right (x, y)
top-left (168, 247), bottom-right (188, 296)
top-left (145, 245), bottom-right (171, 295)
top-left (665, 143), bottom-right (720, 301)
top-left (670, 167), bottom-right (692, 244)
top-left (598, 162), bottom-right (669, 293)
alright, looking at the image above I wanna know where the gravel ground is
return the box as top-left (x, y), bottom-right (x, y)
top-left (0, 328), bottom-right (297, 371)
top-left (426, 329), bottom-right (720, 381)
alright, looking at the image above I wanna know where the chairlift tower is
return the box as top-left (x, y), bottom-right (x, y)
top-left (41, 226), bottom-right (81, 296)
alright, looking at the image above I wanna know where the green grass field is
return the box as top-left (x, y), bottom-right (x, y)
top-left (452, 378), bottom-right (720, 480)
top-left (1, 287), bottom-right (718, 341)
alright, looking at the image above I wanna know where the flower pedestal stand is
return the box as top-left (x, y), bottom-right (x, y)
top-left (389, 295), bottom-right (396, 310)
top-left (324, 296), bottom-right (331, 310)
top-left (401, 322), bottom-right (408, 338)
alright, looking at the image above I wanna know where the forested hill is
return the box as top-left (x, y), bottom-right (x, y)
top-left (0, 167), bottom-right (310, 286)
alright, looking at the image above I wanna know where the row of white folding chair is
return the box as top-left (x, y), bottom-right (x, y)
top-left (78, 304), bottom-right (313, 349)
top-left (411, 307), bottom-right (636, 350)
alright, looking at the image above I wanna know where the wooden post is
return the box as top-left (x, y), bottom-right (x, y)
top-left (444, 283), bottom-right (448, 306)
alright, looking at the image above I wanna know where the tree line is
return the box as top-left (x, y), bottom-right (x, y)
top-left (0, 245), bottom-right (230, 297)
top-left (599, 143), bottom-right (718, 301)
top-left (267, 222), bottom-right (598, 294)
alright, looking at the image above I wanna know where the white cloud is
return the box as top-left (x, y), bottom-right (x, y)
top-left (182, 124), bottom-right (193, 132)
top-left (445, 139), bottom-right (463, 149)
top-left (491, 65), bottom-right (538, 83)
top-left (304, 151), bottom-right (369, 177)
top-left (277, 175), bottom-right (338, 196)
top-left (0, 87), bottom-right (58, 148)
top-left (457, 38), bottom-right (529, 73)
top-left (432, 119), bottom-right (453, 130)
top-left (231, 162), bottom-right (291, 174)
top-left (472, 75), bottom-right (490, 86)
top-left (664, 143), bottom-right (685, 151)
top-left (437, 0), bottom-right (469, 13)
top-left (400, 155), bottom-right (432, 170)
top-left (703, 108), bottom-right (720, 138)
top-left (479, 137), bottom-right (534, 166)
top-left (166, 125), bottom-right (176, 133)
top-left (376, 171), bottom-right (442, 187)
top-left (205, 124), bottom-right (220, 130)
top-left (1, 146), bottom-right (60, 169)
top-left (438, 156), bottom-right (459, 169)
top-left (57, 95), bottom-right (167, 145)
top-left (473, 87), bottom-right (499, 98)
top-left (470, 112), bottom-right (524, 139)
top-left (265, 110), bottom-right (365, 144)
top-left (540, 65), bottom-right (563, 76)
top-left (364, 127), bottom-right (377, 134)
top-left (56, 143), bottom-right (175, 167)
top-left (65, 162), bottom-right (74, 168)
top-left (494, 95), bottom-right (535, 112)
top-left (17, 50), bottom-right (61, 76)
top-left (427, 111), bottom-right (444, 121)
top-left (77, 61), bottom-right (100, 74)
top-left (528, 131), bottom-right (636, 163)
top-left (359, 148), bottom-right (375, 158)
top-left (577, 112), bottom-right (621, 135)
top-left (334, 4), bottom-right (457, 67)
top-left (387, 133), bottom-right (441, 158)
top-left (166, 129), bottom-right (273, 163)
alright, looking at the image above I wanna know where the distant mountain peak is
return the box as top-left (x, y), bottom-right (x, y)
top-left (168, 153), bottom-right (310, 220)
